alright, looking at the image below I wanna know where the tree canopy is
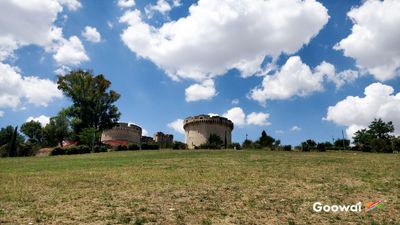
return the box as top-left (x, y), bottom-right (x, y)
top-left (57, 70), bottom-right (121, 133)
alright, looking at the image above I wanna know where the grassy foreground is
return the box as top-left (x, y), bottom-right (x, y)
top-left (0, 150), bottom-right (399, 225)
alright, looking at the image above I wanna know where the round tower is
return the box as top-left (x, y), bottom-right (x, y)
top-left (101, 122), bottom-right (142, 145)
top-left (183, 115), bottom-right (234, 149)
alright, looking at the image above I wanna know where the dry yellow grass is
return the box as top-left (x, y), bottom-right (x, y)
top-left (0, 150), bottom-right (399, 224)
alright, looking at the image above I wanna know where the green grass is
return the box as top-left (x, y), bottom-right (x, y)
top-left (0, 150), bottom-right (399, 224)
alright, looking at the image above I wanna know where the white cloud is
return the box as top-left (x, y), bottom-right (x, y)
top-left (0, 111), bottom-right (4, 117)
top-left (120, 0), bottom-right (329, 83)
top-left (145, 0), bottom-right (173, 18)
top-left (54, 36), bottom-right (89, 66)
top-left (222, 107), bottom-right (270, 127)
top-left (290, 126), bottom-right (302, 132)
top-left (231, 99), bottom-right (239, 105)
top-left (334, 0), bottom-right (400, 81)
top-left (26, 115), bottom-right (50, 127)
top-left (82, 26), bottom-right (101, 43)
top-left (185, 79), bottom-right (216, 102)
top-left (168, 119), bottom-right (185, 134)
top-left (325, 82), bottom-right (400, 139)
top-left (223, 107), bottom-right (246, 127)
top-left (0, 63), bottom-right (63, 110)
top-left (58, 0), bottom-right (81, 11)
top-left (118, 0), bottom-right (135, 8)
top-left (250, 56), bottom-right (359, 105)
top-left (0, 0), bottom-right (83, 62)
top-left (246, 112), bottom-right (271, 126)
top-left (250, 56), bottom-right (324, 105)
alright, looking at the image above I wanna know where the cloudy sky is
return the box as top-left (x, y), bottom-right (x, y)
top-left (1, 0), bottom-right (400, 145)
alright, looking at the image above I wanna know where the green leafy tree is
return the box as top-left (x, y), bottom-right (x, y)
top-left (368, 118), bottom-right (394, 139)
top-left (57, 69), bottom-right (121, 133)
top-left (258, 130), bottom-right (275, 148)
top-left (21, 120), bottom-right (43, 145)
top-left (334, 139), bottom-right (350, 149)
top-left (242, 139), bottom-right (254, 149)
top-left (353, 118), bottom-right (396, 153)
top-left (43, 110), bottom-right (70, 147)
top-left (0, 125), bottom-right (24, 157)
top-left (78, 128), bottom-right (101, 150)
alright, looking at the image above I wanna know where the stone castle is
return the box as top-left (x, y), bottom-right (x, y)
top-left (183, 115), bottom-right (234, 149)
top-left (101, 115), bottom-right (234, 149)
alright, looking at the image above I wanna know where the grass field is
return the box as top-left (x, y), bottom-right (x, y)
top-left (0, 150), bottom-right (399, 225)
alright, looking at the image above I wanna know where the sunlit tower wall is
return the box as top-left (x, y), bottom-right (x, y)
top-left (183, 115), bottom-right (234, 149)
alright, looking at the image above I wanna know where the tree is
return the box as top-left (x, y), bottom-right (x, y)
top-left (301, 139), bottom-right (316, 152)
top-left (368, 118), bottom-right (394, 140)
top-left (43, 110), bottom-right (70, 147)
top-left (258, 130), bottom-right (275, 148)
top-left (334, 139), bottom-right (350, 149)
top-left (242, 139), bottom-right (254, 149)
top-left (200, 134), bottom-right (223, 149)
top-left (21, 121), bottom-right (43, 145)
top-left (0, 125), bottom-right (24, 157)
top-left (57, 70), bottom-right (121, 133)
top-left (78, 128), bottom-right (101, 150)
top-left (352, 118), bottom-right (396, 153)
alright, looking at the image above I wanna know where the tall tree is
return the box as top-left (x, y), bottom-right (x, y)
top-left (21, 121), bottom-right (43, 145)
top-left (258, 130), bottom-right (275, 148)
top-left (44, 110), bottom-right (70, 147)
top-left (368, 118), bottom-right (394, 139)
top-left (57, 70), bottom-right (121, 133)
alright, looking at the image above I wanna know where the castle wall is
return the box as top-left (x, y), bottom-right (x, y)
top-left (184, 115), bottom-right (233, 149)
top-left (101, 123), bottom-right (142, 144)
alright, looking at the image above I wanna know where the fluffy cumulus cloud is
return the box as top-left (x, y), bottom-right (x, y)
top-left (0, 63), bottom-right (63, 110)
top-left (82, 26), bottom-right (101, 43)
top-left (0, 0), bottom-right (84, 62)
top-left (185, 79), bottom-right (216, 102)
top-left (26, 115), bottom-right (51, 126)
top-left (120, 0), bottom-right (329, 100)
top-left (54, 36), bottom-right (89, 65)
top-left (168, 119), bottom-right (185, 134)
top-left (118, 0), bottom-right (135, 8)
top-left (246, 112), bottom-right (271, 126)
top-left (145, 0), bottom-right (172, 17)
top-left (250, 56), bottom-right (359, 105)
top-left (335, 0), bottom-right (400, 81)
top-left (223, 107), bottom-right (270, 127)
top-left (325, 82), bottom-right (400, 139)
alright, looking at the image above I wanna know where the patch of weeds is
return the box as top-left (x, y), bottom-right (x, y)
top-left (134, 217), bottom-right (148, 225)
top-left (0, 208), bottom-right (4, 216)
top-left (118, 214), bottom-right (132, 224)
top-left (202, 218), bottom-right (212, 225)
top-left (288, 220), bottom-right (296, 225)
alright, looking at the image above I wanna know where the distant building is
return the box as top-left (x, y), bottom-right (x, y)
top-left (183, 114), bottom-right (234, 149)
top-left (101, 122), bottom-right (142, 147)
top-left (154, 132), bottom-right (174, 148)
top-left (141, 136), bottom-right (154, 144)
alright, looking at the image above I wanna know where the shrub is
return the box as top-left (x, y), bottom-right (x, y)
top-left (128, 144), bottom-right (140, 151)
top-left (18, 143), bottom-right (39, 156)
top-left (228, 143), bottom-right (242, 150)
top-left (78, 145), bottom-right (91, 154)
top-left (115, 145), bottom-right (128, 151)
top-left (317, 143), bottom-right (326, 152)
top-left (50, 147), bottom-right (65, 156)
top-left (283, 145), bottom-right (292, 151)
top-left (141, 144), bottom-right (159, 150)
top-left (92, 145), bottom-right (108, 153)
top-left (173, 141), bottom-right (187, 150)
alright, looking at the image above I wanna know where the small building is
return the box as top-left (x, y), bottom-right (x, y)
top-left (154, 132), bottom-right (174, 148)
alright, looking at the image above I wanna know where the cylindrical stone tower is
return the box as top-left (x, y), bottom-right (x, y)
top-left (101, 122), bottom-right (142, 144)
top-left (183, 115), bottom-right (234, 149)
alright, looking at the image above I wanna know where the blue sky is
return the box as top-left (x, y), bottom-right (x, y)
top-left (1, 0), bottom-right (400, 146)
